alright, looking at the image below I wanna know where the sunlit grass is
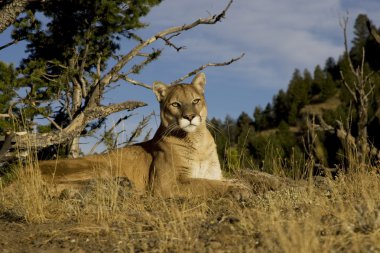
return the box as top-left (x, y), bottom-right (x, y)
top-left (0, 140), bottom-right (379, 252)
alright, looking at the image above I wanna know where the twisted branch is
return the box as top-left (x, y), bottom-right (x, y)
top-left (87, 0), bottom-right (234, 107)
top-left (172, 53), bottom-right (244, 84)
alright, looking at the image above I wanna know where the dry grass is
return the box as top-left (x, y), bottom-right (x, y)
top-left (1, 156), bottom-right (379, 252)
top-left (300, 93), bottom-right (341, 116)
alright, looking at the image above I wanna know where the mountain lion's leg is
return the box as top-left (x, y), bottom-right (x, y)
top-left (153, 176), bottom-right (251, 200)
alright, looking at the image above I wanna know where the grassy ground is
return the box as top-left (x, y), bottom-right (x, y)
top-left (0, 161), bottom-right (379, 253)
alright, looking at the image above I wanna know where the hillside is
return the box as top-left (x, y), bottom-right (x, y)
top-left (211, 13), bottom-right (380, 174)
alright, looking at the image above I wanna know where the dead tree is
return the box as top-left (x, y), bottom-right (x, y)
top-left (0, 0), bottom-right (243, 161)
top-left (305, 16), bottom-right (377, 172)
top-left (305, 113), bottom-right (358, 173)
top-left (367, 19), bottom-right (380, 45)
top-left (339, 16), bottom-right (375, 167)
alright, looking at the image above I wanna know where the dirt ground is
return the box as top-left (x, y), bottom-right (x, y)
top-left (1, 170), bottom-right (379, 253)
top-left (0, 202), bottom-right (258, 253)
top-left (0, 195), bottom-right (262, 253)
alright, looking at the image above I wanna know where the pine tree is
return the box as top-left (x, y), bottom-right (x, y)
top-left (1, 0), bottom-right (236, 159)
top-left (311, 65), bottom-right (336, 102)
top-left (324, 57), bottom-right (340, 80)
top-left (310, 65), bottom-right (323, 98)
top-left (236, 112), bottom-right (254, 141)
top-left (349, 14), bottom-right (380, 71)
top-left (0, 62), bottom-right (17, 134)
top-left (287, 69), bottom-right (310, 125)
top-left (273, 90), bottom-right (288, 126)
top-left (351, 14), bottom-right (370, 66)
top-left (4, 0), bottom-right (161, 157)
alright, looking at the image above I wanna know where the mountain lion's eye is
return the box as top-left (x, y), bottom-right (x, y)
top-left (192, 99), bottom-right (200, 104)
top-left (171, 102), bottom-right (181, 108)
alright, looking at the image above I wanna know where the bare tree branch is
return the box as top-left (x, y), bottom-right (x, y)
top-left (158, 34), bottom-right (186, 52)
top-left (340, 15), bottom-right (356, 75)
top-left (0, 39), bottom-right (20, 51)
top-left (86, 0), bottom-right (234, 108)
top-left (84, 0), bottom-right (235, 106)
top-left (0, 0), bottom-right (28, 33)
top-left (2, 0), bottom-right (239, 159)
top-left (39, 113), bottom-right (63, 131)
top-left (89, 114), bottom-right (133, 154)
top-left (314, 115), bottom-right (334, 132)
top-left (118, 53), bottom-right (244, 89)
top-left (0, 133), bottom-right (15, 159)
top-left (340, 71), bottom-right (357, 102)
top-left (12, 101), bottom-right (146, 149)
top-left (338, 14), bottom-right (375, 168)
top-left (118, 75), bottom-right (152, 90)
top-left (172, 53), bottom-right (245, 84)
top-left (335, 120), bottom-right (356, 148)
top-left (125, 49), bottom-right (162, 76)
top-left (367, 19), bottom-right (380, 44)
top-left (305, 113), bottom-right (356, 170)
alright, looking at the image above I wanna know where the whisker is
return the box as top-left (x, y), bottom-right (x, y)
top-left (156, 123), bottom-right (178, 142)
top-left (164, 123), bottom-right (177, 136)
top-left (206, 120), bottom-right (222, 134)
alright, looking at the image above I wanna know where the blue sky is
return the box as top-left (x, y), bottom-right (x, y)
top-left (133, 0), bottom-right (380, 118)
top-left (112, 0), bottom-right (380, 122)
top-left (1, 0), bottom-right (380, 152)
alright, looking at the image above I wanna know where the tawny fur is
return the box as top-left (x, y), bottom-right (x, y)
top-left (39, 73), bottom-right (248, 198)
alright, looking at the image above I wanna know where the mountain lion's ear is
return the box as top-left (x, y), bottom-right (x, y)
top-left (191, 72), bottom-right (206, 94)
top-left (153, 81), bottom-right (168, 102)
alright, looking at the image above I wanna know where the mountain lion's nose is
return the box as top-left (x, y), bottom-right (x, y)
top-left (183, 114), bottom-right (196, 121)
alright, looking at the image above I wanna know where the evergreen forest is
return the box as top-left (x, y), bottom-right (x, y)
top-left (210, 14), bottom-right (380, 177)
top-left (0, 2), bottom-right (379, 178)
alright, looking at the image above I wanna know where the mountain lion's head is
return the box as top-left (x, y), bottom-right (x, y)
top-left (153, 73), bottom-right (207, 133)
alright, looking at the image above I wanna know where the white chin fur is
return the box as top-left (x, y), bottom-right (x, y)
top-left (179, 116), bottom-right (200, 132)
top-left (183, 125), bottom-right (197, 133)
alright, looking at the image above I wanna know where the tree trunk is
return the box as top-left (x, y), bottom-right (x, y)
top-left (356, 92), bottom-right (369, 165)
top-left (9, 101), bottom-right (146, 151)
top-left (68, 137), bottom-right (81, 158)
top-left (0, 0), bottom-right (29, 33)
top-left (69, 79), bottom-right (83, 158)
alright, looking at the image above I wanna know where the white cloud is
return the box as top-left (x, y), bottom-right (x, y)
top-left (131, 0), bottom-right (380, 116)
top-left (139, 0), bottom-right (348, 90)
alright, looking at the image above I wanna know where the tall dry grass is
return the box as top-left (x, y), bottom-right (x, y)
top-left (0, 136), bottom-right (49, 223)
top-left (0, 140), bottom-right (379, 252)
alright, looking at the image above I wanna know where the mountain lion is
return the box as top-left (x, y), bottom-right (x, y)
top-left (39, 73), bottom-right (250, 199)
